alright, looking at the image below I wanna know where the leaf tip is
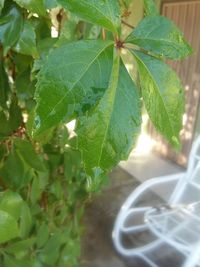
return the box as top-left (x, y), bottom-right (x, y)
top-left (171, 135), bottom-right (181, 150)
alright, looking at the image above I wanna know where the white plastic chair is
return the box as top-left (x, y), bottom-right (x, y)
top-left (113, 136), bottom-right (200, 267)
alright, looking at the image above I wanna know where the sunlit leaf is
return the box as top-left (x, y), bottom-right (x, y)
top-left (58, 0), bottom-right (121, 33)
top-left (131, 50), bottom-right (184, 147)
top-left (126, 16), bottom-right (192, 59)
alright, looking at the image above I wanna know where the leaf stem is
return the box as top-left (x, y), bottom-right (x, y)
top-left (122, 20), bottom-right (135, 29)
top-left (102, 28), bottom-right (106, 40)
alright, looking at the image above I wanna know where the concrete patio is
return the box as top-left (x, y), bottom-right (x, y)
top-left (81, 153), bottom-right (185, 267)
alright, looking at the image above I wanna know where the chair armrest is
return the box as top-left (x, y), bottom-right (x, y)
top-left (120, 172), bottom-right (186, 212)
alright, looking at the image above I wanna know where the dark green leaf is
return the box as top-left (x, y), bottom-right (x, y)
top-left (13, 0), bottom-right (46, 16)
top-left (0, 150), bottom-right (26, 189)
top-left (0, 96), bottom-right (22, 138)
top-left (132, 50), bottom-right (184, 147)
top-left (0, 210), bottom-right (18, 244)
top-left (58, 0), bottom-right (121, 34)
top-left (0, 60), bottom-right (10, 108)
top-left (0, 111), bottom-right (12, 138)
top-left (13, 21), bottom-right (38, 58)
top-left (0, 190), bottom-right (23, 220)
top-left (9, 96), bottom-right (23, 132)
top-left (0, 144), bottom-right (6, 162)
top-left (13, 53), bottom-right (32, 74)
top-left (0, 5), bottom-right (23, 55)
top-left (77, 52), bottom-right (141, 175)
top-left (126, 16), bottom-right (192, 59)
top-left (15, 69), bottom-right (35, 100)
top-left (30, 17), bottom-right (51, 39)
top-left (34, 40), bottom-right (114, 135)
top-left (143, 0), bottom-right (159, 16)
top-left (14, 138), bottom-right (46, 172)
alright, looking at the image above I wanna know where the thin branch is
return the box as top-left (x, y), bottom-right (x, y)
top-left (122, 20), bottom-right (135, 29)
top-left (102, 28), bottom-right (106, 40)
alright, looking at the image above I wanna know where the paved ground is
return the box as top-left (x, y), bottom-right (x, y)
top-left (81, 166), bottom-right (185, 267)
top-left (81, 167), bottom-right (137, 267)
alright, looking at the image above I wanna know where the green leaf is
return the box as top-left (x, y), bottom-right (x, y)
top-left (5, 238), bottom-right (35, 255)
top-left (19, 202), bottom-right (32, 238)
top-left (132, 50), bottom-right (184, 147)
top-left (143, 0), bottom-right (159, 16)
top-left (14, 138), bottom-right (46, 172)
top-left (13, 21), bottom-right (38, 58)
top-left (0, 4), bottom-right (23, 55)
top-left (34, 40), bottom-right (114, 135)
top-left (0, 59), bottom-right (10, 108)
top-left (3, 255), bottom-right (33, 267)
top-left (77, 51), bottom-right (141, 175)
top-left (36, 223), bottom-right (49, 248)
top-left (13, 0), bottom-right (46, 16)
top-left (30, 176), bottom-right (41, 204)
top-left (0, 190), bottom-right (23, 220)
top-left (39, 231), bottom-right (64, 265)
top-left (0, 210), bottom-right (19, 244)
top-left (58, 0), bottom-right (121, 34)
top-left (50, 180), bottom-right (63, 199)
top-left (64, 149), bottom-right (81, 180)
top-left (126, 16), bottom-right (192, 60)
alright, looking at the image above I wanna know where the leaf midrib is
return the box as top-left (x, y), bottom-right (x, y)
top-left (97, 54), bottom-right (120, 168)
top-left (128, 37), bottom-right (182, 47)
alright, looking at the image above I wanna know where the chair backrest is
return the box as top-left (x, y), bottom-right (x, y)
top-left (170, 136), bottom-right (200, 204)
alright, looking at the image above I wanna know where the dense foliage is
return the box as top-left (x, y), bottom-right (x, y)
top-left (0, 0), bottom-right (192, 266)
